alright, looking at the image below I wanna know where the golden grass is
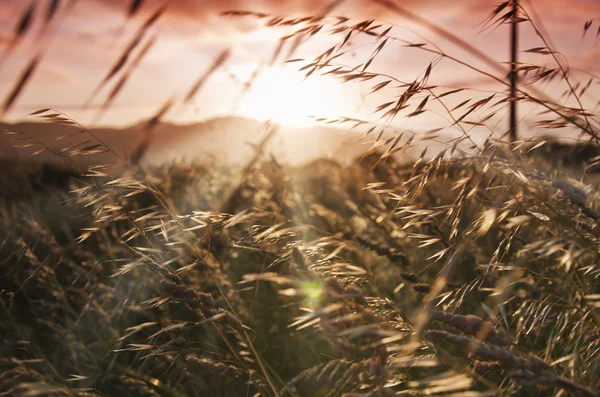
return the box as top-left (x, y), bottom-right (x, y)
top-left (1, 1), bottom-right (600, 396)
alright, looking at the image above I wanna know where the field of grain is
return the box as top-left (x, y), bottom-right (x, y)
top-left (1, 1), bottom-right (600, 396)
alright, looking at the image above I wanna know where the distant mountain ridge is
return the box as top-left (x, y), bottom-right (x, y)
top-left (0, 116), bottom-right (371, 167)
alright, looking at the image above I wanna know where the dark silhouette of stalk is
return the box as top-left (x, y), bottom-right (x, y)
top-left (509, 0), bottom-right (519, 145)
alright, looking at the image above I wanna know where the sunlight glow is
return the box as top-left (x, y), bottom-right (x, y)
top-left (236, 65), bottom-right (359, 127)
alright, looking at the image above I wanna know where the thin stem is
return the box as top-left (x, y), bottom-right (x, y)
top-left (509, 0), bottom-right (519, 145)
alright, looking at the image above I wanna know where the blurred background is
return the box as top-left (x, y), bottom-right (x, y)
top-left (0, 0), bottom-right (599, 165)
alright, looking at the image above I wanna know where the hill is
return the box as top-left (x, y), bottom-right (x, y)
top-left (0, 116), bottom-right (376, 167)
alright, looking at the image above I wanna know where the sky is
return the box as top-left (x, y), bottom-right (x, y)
top-left (0, 0), bottom-right (599, 138)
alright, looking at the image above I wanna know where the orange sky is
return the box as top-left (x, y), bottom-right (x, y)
top-left (0, 0), bottom-right (598, 137)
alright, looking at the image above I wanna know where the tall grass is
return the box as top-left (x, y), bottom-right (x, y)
top-left (1, 1), bottom-right (600, 396)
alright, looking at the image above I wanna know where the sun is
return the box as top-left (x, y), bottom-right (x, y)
top-left (236, 65), bottom-right (358, 127)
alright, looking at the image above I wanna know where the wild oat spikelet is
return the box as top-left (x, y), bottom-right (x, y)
top-left (551, 180), bottom-right (587, 207)
top-left (430, 311), bottom-right (512, 347)
top-left (186, 357), bottom-right (246, 378)
top-left (584, 161), bottom-right (600, 175)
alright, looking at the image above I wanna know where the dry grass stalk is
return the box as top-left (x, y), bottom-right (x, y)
top-left (1, 56), bottom-right (39, 115)
top-left (2, 2), bottom-right (600, 397)
top-left (430, 311), bottom-right (512, 347)
top-left (426, 330), bottom-right (598, 397)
